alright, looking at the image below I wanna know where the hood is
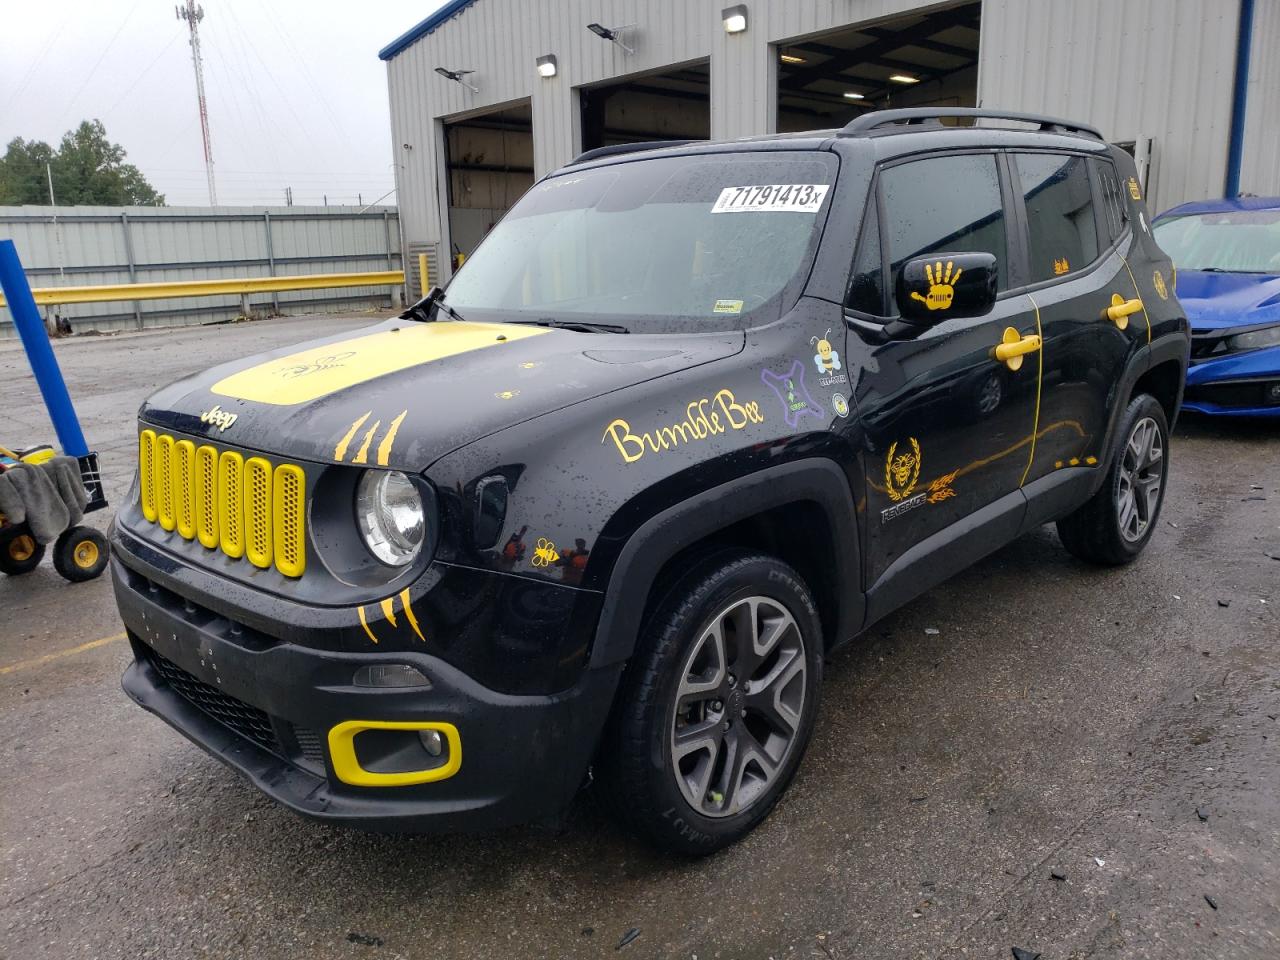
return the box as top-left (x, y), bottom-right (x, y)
top-left (140, 318), bottom-right (743, 469)
top-left (1176, 270), bottom-right (1280, 331)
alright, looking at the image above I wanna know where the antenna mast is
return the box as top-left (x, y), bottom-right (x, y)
top-left (176, 2), bottom-right (217, 205)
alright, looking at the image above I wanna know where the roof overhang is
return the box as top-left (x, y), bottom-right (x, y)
top-left (379, 0), bottom-right (480, 62)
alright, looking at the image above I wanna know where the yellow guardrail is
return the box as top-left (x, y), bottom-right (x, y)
top-left (0, 270), bottom-right (406, 308)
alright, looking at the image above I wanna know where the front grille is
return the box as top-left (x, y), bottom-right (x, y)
top-left (138, 430), bottom-right (306, 577)
top-left (144, 647), bottom-right (282, 756)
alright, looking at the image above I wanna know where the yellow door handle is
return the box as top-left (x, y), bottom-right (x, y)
top-left (994, 327), bottom-right (1041, 371)
top-left (1106, 294), bottom-right (1144, 329)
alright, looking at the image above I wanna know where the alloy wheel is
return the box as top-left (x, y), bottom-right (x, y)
top-left (670, 595), bottom-right (808, 819)
top-left (1116, 415), bottom-right (1164, 543)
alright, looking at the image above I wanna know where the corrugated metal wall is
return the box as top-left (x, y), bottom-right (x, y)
top-left (386, 0), bottom-right (1276, 258)
top-left (1241, 0), bottom-right (1280, 199)
top-left (977, 0), bottom-right (1246, 214)
top-left (0, 205), bottom-right (401, 338)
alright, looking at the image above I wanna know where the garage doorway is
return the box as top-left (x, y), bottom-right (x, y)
top-left (579, 59), bottom-right (710, 152)
top-left (775, 1), bottom-right (980, 132)
top-left (443, 100), bottom-right (533, 267)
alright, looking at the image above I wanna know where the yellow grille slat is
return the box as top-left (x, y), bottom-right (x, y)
top-left (273, 464), bottom-right (306, 578)
top-left (217, 451), bottom-right (245, 559)
top-left (174, 440), bottom-right (196, 540)
top-left (156, 435), bottom-right (176, 532)
top-left (244, 457), bottom-right (273, 570)
top-left (139, 430), bottom-right (158, 522)
top-left (137, 429), bottom-right (308, 577)
top-left (194, 445), bottom-right (218, 549)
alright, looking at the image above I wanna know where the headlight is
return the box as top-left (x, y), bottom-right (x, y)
top-left (1228, 324), bottom-right (1280, 352)
top-left (356, 470), bottom-right (425, 566)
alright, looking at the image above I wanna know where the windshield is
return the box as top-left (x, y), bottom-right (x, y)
top-left (442, 152), bottom-right (839, 331)
top-left (1153, 209), bottom-right (1280, 274)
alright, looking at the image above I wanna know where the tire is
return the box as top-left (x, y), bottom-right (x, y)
top-left (52, 526), bottom-right (109, 582)
top-left (0, 525), bottom-right (45, 575)
top-left (1057, 393), bottom-right (1170, 566)
top-left (597, 552), bottom-right (823, 856)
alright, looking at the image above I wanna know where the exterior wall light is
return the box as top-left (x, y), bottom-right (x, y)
top-left (586, 22), bottom-right (635, 54)
top-left (536, 54), bottom-right (558, 78)
top-left (434, 67), bottom-right (479, 93)
top-left (722, 5), bottom-right (748, 34)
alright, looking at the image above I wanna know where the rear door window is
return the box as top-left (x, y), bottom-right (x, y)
top-left (1013, 153), bottom-right (1100, 282)
top-left (880, 153), bottom-right (1009, 302)
top-left (1092, 158), bottom-right (1129, 243)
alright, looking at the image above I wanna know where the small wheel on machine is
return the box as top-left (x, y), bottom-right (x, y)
top-left (598, 551), bottom-right (823, 855)
top-left (52, 526), bottom-right (109, 582)
top-left (0, 524), bottom-right (45, 575)
top-left (1057, 393), bottom-right (1170, 566)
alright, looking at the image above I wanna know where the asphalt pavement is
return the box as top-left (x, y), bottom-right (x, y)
top-left (1, 314), bottom-right (1277, 960)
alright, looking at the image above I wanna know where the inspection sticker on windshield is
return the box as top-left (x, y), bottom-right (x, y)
top-left (712, 184), bottom-right (830, 214)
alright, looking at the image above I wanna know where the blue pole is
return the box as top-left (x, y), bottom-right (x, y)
top-left (0, 239), bottom-right (89, 457)
top-left (1224, 0), bottom-right (1255, 198)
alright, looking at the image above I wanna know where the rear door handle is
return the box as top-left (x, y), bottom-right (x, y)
top-left (994, 326), bottom-right (1041, 371)
top-left (1106, 294), bottom-right (1144, 329)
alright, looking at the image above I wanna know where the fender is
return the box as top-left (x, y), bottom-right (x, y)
top-left (589, 458), bottom-right (863, 669)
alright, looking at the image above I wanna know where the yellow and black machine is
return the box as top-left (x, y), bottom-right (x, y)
top-left (0, 443), bottom-right (109, 582)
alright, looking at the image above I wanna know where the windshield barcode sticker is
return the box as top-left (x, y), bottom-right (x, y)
top-left (711, 184), bottom-right (830, 214)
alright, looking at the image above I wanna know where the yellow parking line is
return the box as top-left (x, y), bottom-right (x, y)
top-left (0, 632), bottom-right (127, 676)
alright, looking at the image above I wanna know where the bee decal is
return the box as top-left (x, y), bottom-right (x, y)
top-left (531, 538), bottom-right (560, 567)
top-left (811, 328), bottom-right (842, 374)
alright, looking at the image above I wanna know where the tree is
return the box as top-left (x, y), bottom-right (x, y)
top-left (0, 120), bottom-right (164, 206)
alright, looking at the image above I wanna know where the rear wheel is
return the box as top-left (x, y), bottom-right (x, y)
top-left (0, 525), bottom-right (45, 575)
top-left (52, 526), bottom-right (109, 582)
top-left (1057, 394), bottom-right (1169, 565)
top-left (598, 552), bottom-right (823, 855)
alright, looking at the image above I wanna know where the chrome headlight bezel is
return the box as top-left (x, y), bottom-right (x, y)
top-left (355, 469), bottom-right (427, 567)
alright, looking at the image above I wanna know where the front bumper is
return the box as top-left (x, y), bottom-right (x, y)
top-left (1184, 345), bottom-right (1280, 417)
top-left (113, 555), bottom-right (623, 832)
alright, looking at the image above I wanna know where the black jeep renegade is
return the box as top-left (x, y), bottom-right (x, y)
top-left (112, 109), bottom-right (1189, 854)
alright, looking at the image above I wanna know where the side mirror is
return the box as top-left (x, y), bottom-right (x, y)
top-left (895, 252), bottom-right (998, 325)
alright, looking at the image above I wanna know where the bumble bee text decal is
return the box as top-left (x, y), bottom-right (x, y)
top-left (911, 261), bottom-right (962, 311)
top-left (602, 389), bottom-right (764, 464)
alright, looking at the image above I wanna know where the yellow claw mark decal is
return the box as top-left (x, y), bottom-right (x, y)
top-left (531, 538), bottom-right (560, 567)
top-left (884, 438), bottom-right (922, 502)
top-left (334, 411), bottom-right (371, 461)
top-left (926, 470), bottom-right (958, 504)
top-left (377, 410), bottom-right (408, 467)
top-left (357, 606), bottom-right (379, 644)
top-left (380, 596), bottom-right (398, 627)
top-left (400, 588), bottom-right (426, 643)
top-left (351, 419), bottom-right (381, 465)
top-left (910, 261), bottom-right (961, 311)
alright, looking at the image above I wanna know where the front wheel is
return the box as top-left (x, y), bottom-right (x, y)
top-left (1057, 394), bottom-right (1170, 565)
top-left (0, 524), bottom-right (45, 575)
top-left (598, 552), bottom-right (823, 855)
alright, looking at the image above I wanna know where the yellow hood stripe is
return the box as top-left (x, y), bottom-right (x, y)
top-left (211, 321), bottom-right (548, 406)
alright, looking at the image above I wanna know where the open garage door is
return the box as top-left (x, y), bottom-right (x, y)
top-left (776, 1), bottom-right (980, 132)
top-left (579, 60), bottom-right (710, 152)
top-left (444, 100), bottom-right (533, 268)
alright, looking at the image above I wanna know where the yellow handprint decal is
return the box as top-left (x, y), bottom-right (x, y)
top-left (910, 260), bottom-right (963, 311)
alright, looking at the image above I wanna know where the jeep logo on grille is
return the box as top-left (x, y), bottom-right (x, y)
top-left (200, 404), bottom-right (239, 432)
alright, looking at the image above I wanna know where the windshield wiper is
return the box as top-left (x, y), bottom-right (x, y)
top-left (401, 286), bottom-right (466, 323)
top-left (510, 319), bottom-right (630, 334)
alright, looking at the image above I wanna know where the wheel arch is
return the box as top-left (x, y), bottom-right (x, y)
top-left (589, 458), bottom-right (863, 669)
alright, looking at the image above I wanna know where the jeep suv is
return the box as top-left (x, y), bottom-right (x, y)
top-left (112, 108), bottom-right (1189, 854)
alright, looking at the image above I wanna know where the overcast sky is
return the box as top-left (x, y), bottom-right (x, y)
top-left (1, 0), bottom-right (447, 207)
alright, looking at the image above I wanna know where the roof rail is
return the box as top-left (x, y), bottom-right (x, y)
top-left (568, 140), bottom-right (703, 166)
top-left (838, 108), bottom-right (1103, 141)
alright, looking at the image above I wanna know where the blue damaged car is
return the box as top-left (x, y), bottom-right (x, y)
top-left (1153, 197), bottom-right (1280, 417)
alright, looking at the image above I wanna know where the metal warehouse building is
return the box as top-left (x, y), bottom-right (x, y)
top-left (380, 0), bottom-right (1279, 289)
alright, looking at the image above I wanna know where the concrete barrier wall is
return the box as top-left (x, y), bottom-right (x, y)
top-left (0, 204), bottom-right (402, 337)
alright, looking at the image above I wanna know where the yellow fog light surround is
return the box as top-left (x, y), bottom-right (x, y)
top-left (327, 720), bottom-right (461, 787)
